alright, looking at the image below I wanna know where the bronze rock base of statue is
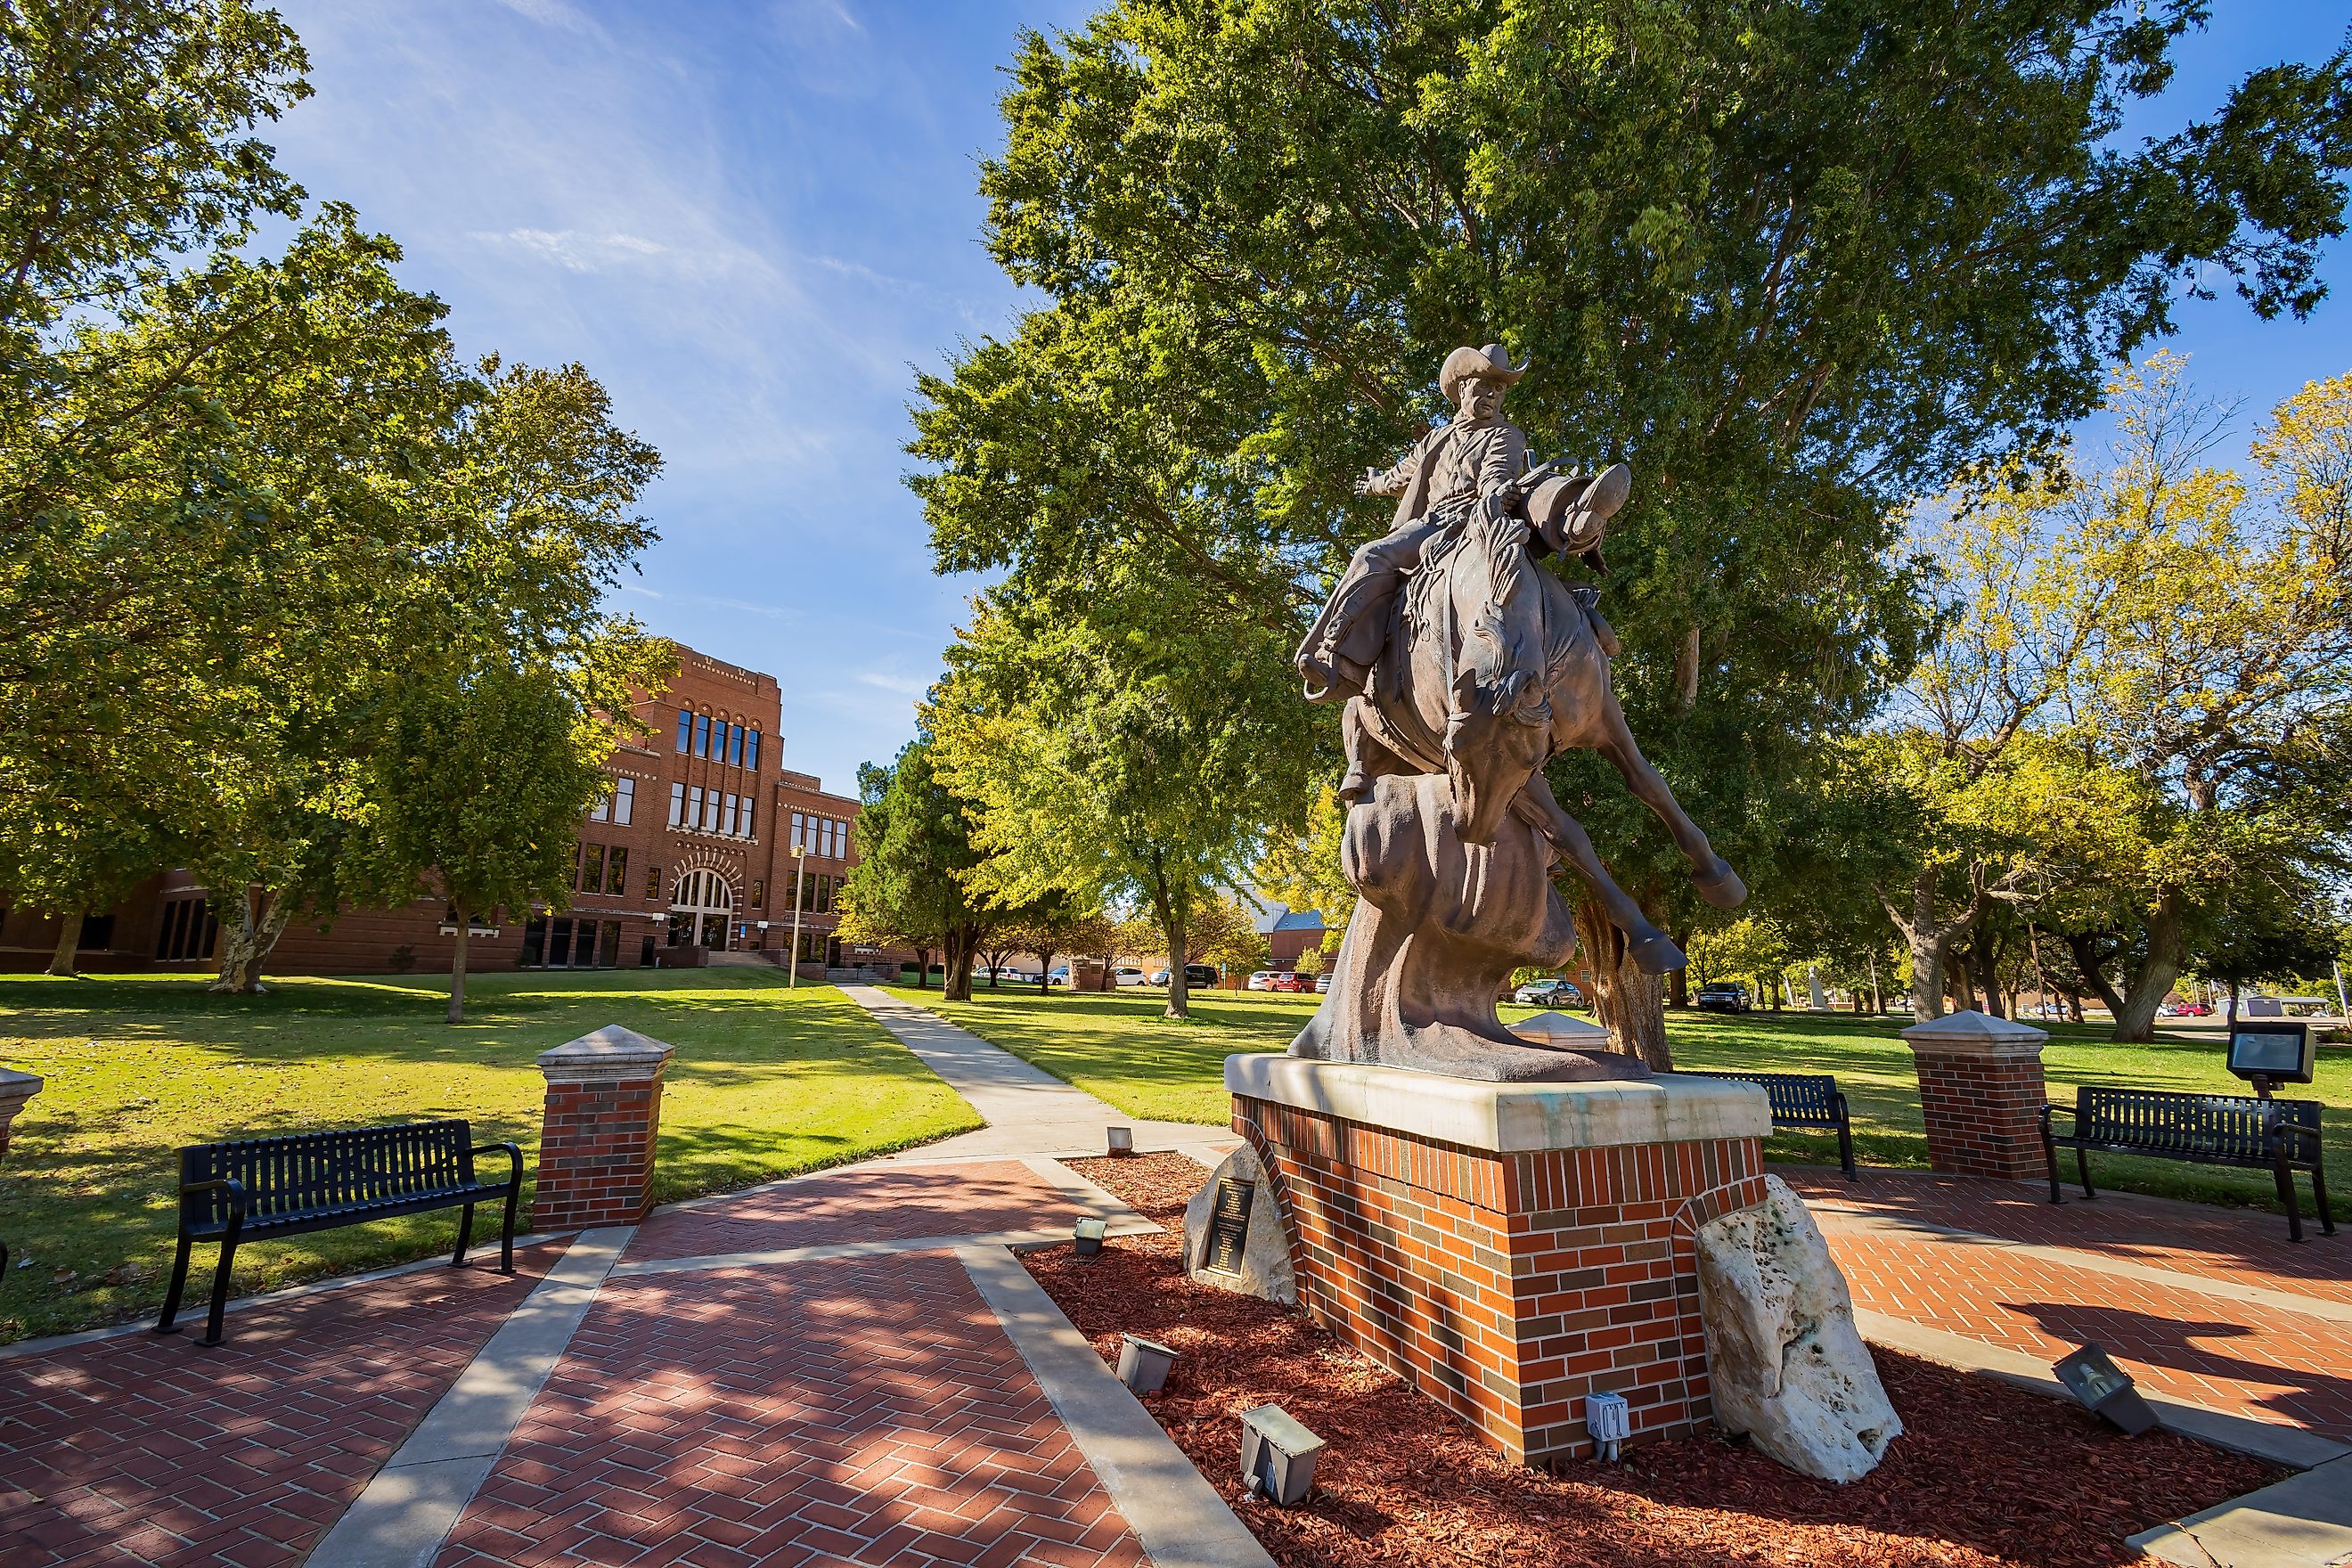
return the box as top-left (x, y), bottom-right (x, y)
top-left (1287, 772), bottom-right (1649, 1083)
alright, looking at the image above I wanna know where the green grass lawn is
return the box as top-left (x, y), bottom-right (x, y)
top-left (0, 969), bottom-right (978, 1343)
top-left (888, 984), bottom-right (2349, 1216)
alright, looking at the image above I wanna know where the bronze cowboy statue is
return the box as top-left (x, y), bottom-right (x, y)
top-left (1289, 343), bottom-right (1748, 1082)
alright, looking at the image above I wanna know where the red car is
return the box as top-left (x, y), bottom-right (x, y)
top-left (1267, 970), bottom-right (1315, 992)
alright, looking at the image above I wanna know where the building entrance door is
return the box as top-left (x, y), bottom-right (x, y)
top-left (671, 869), bottom-right (736, 950)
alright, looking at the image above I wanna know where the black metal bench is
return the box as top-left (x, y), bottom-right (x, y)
top-left (1684, 1070), bottom-right (1857, 1179)
top-left (159, 1120), bottom-right (521, 1346)
top-left (2041, 1087), bottom-right (2334, 1244)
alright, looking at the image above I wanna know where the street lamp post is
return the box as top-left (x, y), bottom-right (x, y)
top-left (788, 844), bottom-right (807, 989)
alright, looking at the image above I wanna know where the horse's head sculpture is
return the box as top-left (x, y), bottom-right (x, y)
top-left (1439, 501), bottom-right (1561, 845)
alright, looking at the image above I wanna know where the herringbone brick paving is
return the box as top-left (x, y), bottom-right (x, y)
top-left (1824, 1224), bottom-right (2352, 1439)
top-left (433, 1252), bottom-right (1146, 1568)
top-left (0, 1249), bottom-right (557, 1568)
top-left (1786, 1166), bottom-right (2352, 1306)
top-left (625, 1161), bottom-right (1071, 1262)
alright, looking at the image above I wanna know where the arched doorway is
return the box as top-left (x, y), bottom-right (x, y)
top-left (671, 869), bottom-right (735, 949)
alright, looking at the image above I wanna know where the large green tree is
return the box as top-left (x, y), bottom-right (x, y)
top-left (912, 0), bottom-right (2350, 1058)
top-left (837, 740), bottom-right (1007, 1003)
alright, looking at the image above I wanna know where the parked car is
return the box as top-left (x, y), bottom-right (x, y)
top-left (1512, 978), bottom-right (1586, 1008)
top-left (1267, 970), bottom-right (1314, 992)
top-left (1112, 966), bottom-right (1147, 987)
top-left (1046, 967), bottom-right (1071, 988)
top-left (1695, 984), bottom-right (1752, 1014)
top-left (1314, 972), bottom-right (1333, 993)
top-left (1246, 970), bottom-right (1276, 991)
top-left (1148, 963), bottom-right (1220, 988)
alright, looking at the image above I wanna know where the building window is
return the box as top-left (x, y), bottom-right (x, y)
top-left (154, 897), bottom-right (219, 963)
top-left (688, 786), bottom-right (704, 829)
top-left (724, 792), bottom-right (739, 836)
top-left (702, 789), bottom-right (720, 831)
top-left (742, 799), bottom-right (755, 839)
top-left (695, 712), bottom-right (711, 757)
top-left (729, 723), bottom-right (744, 767)
top-left (606, 845), bottom-right (629, 894)
top-left (581, 844), bottom-right (605, 894)
top-left (613, 777), bottom-right (634, 825)
top-left (667, 781), bottom-right (683, 826)
top-left (750, 878), bottom-right (764, 910)
top-left (791, 810), bottom-right (804, 848)
top-left (747, 730), bottom-right (760, 772)
top-left (676, 708), bottom-right (692, 752)
top-left (646, 864), bottom-right (661, 899)
top-left (588, 788), bottom-right (608, 822)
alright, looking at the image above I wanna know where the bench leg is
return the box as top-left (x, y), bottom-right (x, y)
top-left (452, 1204), bottom-right (474, 1269)
top-left (2076, 1147), bottom-right (2096, 1201)
top-left (1837, 1120), bottom-right (1857, 1182)
top-left (497, 1182), bottom-right (518, 1275)
top-left (2312, 1162), bottom-right (2335, 1237)
top-left (156, 1235), bottom-right (195, 1335)
top-left (2276, 1152), bottom-right (2307, 1245)
top-left (200, 1232), bottom-right (240, 1348)
top-left (2043, 1131), bottom-right (2063, 1205)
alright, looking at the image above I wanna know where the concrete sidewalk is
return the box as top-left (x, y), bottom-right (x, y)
top-left (843, 984), bottom-right (1240, 1164)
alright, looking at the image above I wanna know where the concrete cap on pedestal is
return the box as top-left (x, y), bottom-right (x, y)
top-left (537, 1025), bottom-right (675, 1083)
top-left (1227, 1053), bottom-right (1769, 1153)
top-left (1899, 1009), bottom-right (2050, 1058)
top-left (1507, 1010), bottom-right (1613, 1048)
top-left (0, 1066), bottom-right (42, 1124)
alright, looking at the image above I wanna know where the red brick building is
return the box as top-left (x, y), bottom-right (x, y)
top-left (0, 647), bottom-right (876, 977)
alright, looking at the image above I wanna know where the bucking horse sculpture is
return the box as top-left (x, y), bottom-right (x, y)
top-left (1290, 346), bottom-right (1746, 1082)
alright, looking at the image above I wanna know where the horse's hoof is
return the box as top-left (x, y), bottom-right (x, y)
top-left (1695, 857), bottom-right (1747, 910)
top-left (1629, 932), bottom-right (1686, 974)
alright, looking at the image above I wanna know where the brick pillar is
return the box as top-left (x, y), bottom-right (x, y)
top-left (1227, 1055), bottom-right (1772, 1465)
top-left (535, 1025), bottom-right (675, 1230)
top-left (0, 1066), bottom-right (41, 1161)
top-left (1901, 1009), bottom-right (2051, 1180)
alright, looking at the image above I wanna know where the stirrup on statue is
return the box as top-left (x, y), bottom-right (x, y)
top-left (1297, 650), bottom-right (1368, 705)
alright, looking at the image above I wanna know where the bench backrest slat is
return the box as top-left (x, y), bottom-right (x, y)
top-left (2075, 1087), bottom-right (2318, 1161)
top-left (1684, 1070), bottom-right (1842, 1123)
top-left (180, 1120), bottom-right (478, 1228)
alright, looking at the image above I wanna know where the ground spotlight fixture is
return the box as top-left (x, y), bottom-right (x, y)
top-left (1584, 1390), bottom-right (1631, 1462)
top-left (1072, 1217), bottom-right (1108, 1258)
top-left (2053, 1343), bottom-right (2158, 1434)
top-left (1238, 1404), bottom-right (1325, 1506)
top-left (1115, 1334), bottom-right (1178, 1394)
top-left (1107, 1125), bottom-right (1134, 1157)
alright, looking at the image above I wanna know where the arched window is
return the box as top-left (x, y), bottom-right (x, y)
top-left (671, 868), bottom-right (736, 948)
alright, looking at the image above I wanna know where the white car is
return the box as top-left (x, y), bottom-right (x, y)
top-left (1112, 966), bottom-right (1147, 987)
top-left (1246, 970), bottom-right (1276, 991)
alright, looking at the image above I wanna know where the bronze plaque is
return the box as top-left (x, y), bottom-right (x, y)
top-left (1205, 1178), bottom-right (1255, 1276)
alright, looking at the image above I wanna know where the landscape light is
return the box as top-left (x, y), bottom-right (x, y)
top-left (2225, 1020), bottom-right (2315, 1094)
top-left (2053, 1344), bottom-right (2158, 1434)
top-left (1107, 1125), bottom-right (1134, 1157)
top-left (1584, 1390), bottom-right (1631, 1462)
top-left (1115, 1334), bottom-right (1179, 1393)
top-left (1073, 1217), bottom-right (1108, 1258)
top-left (1238, 1404), bottom-right (1326, 1506)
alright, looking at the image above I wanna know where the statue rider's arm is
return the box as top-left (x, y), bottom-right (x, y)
top-left (1474, 425), bottom-right (1533, 501)
top-left (1355, 429), bottom-right (1441, 498)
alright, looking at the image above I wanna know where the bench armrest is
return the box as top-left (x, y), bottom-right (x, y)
top-left (180, 1176), bottom-right (247, 1229)
top-left (2038, 1103), bottom-right (2074, 1135)
top-left (471, 1140), bottom-right (524, 1189)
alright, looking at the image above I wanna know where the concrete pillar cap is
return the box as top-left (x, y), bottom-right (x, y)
top-left (537, 1025), bottom-right (675, 1082)
top-left (1900, 1009), bottom-right (2049, 1056)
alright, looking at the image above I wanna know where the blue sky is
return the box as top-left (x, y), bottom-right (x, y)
top-left (266, 0), bottom-right (2351, 794)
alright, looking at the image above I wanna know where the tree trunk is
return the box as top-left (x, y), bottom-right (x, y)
top-left (1943, 949), bottom-right (1976, 1015)
top-left (1155, 867), bottom-right (1191, 1022)
top-left (447, 899), bottom-right (471, 1025)
top-left (1575, 896), bottom-right (1671, 1070)
top-left (914, 947), bottom-right (933, 988)
top-left (210, 889), bottom-right (293, 994)
top-left (943, 925), bottom-right (976, 1002)
top-left (1972, 927), bottom-right (2007, 1018)
top-left (1882, 867), bottom-right (1986, 1021)
top-left (1668, 946), bottom-right (1689, 1010)
top-left (1035, 949), bottom-right (1056, 993)
top-left (2063, 932), bottom-right (2129, 1022)
top-left (2110, 886), bottom-right (2186, 1043)
top-left (45, 910), bottom-right (84, 977)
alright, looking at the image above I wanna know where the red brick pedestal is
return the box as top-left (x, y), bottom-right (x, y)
top-left (535, 1025), bottom-right (674, 1230)
top-left (1901, 1010), bottom-right (2052, 1180)
top-left (1227, 1056), bottom-right (1772, 1464)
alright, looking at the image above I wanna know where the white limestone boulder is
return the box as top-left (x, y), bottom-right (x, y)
top-left (1182, 1145), bottom-right (1297, 1306)
top-left (1695, 1174), bottom-right (1901, 1482)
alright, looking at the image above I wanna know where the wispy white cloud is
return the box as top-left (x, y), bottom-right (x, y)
top-left (491, 0), bottom-right (608, 39)
top-left (854, 670), bottom-right (930, 697)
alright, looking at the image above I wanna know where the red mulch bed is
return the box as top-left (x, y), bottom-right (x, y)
top-left (1031, 1153), bottom-right (2277, 1568)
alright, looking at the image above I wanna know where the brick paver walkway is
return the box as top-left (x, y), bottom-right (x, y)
top-left (0, 1247), bottom-right (559, 1568)
top-left (627, 1159), bottom-right (1075, 1261)
top-left (1784, 1170), bottom-right (2352, 1444)
top-left (437, 1252), bottom-right (1145, 1568)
